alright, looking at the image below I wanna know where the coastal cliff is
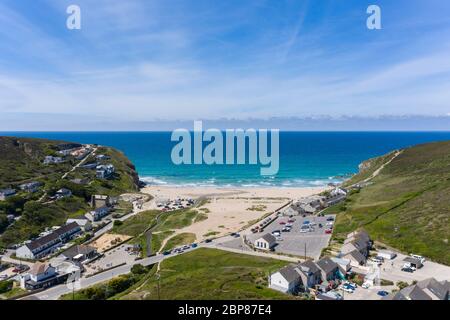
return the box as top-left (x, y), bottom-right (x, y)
top-left (333, 140), bottom-right (450, 265)
top-left (0, 136), bottom-right (140, 247)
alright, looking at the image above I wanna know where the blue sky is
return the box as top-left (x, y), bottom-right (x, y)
top-left (1, 0), bottom-right (450, 130)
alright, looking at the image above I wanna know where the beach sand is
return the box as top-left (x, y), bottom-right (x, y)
top-left (141, 185), bottom-right (328, 244)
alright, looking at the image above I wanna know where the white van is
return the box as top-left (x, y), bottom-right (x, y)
top-left (410, 254), bottom-right (425, 264)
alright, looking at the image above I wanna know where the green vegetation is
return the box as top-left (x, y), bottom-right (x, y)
top-left (380, 279), bottom-right (394, 286)
top-left (0, 136), bottom-right (140, 248)
top-left (60, 264), bottom-right (154, 300)
top-left (111, 210), bottom-right (160, 236)
top-left (396, 281), bottom-right (409, 290)
top-left (203, 231), bottom-right (220, 237)
top-left (247, 204), bottom-right (267, 212)
top-left (333, 141), bottom-right (450, 265)
top-left (162, 233), bottom-right (196, 251)
top-left (148, 231), bottom-right (174, 254)
top-left (120, 248), bottom-right (296, 300)
top-left (0, 280), bottom-right (13, 294)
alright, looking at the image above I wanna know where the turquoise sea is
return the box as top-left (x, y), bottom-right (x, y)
top-left (2, 132), bottom-right (450, 187)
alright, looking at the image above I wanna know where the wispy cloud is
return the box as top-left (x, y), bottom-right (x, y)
top-left (0, 0), bottom-right (450, 130)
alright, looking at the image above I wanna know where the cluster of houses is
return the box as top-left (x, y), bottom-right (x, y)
top-left (58, 146), bottom-right (92, 160)
top-left (339, 230), bottom-right (372, 267)
top-left (43, 155), bottom-right (64, 165)
top-left (383, 277), bottom-right (450, 300)
top-left (285, 187), bottom-right (348, 216)
top-left (268, 230), bottom-right (373, 299)
top-left (15, 222), bottom-right (82, 260)
top-left (15, 194), bottom-right (115, 260)
top-left (0, 182), bottom-right (44, 200)
top-left (19, 244), bottom-right (99, 290)
top-left (269, 256), bottom-right (349, 296)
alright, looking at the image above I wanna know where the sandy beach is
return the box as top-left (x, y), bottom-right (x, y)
top-left (141, 185), bottom-right (329, 243)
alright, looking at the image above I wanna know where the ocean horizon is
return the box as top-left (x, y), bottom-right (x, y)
top-left (2, 131), bottom-right (450, 188)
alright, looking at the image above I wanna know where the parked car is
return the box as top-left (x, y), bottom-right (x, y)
top-left (326, 216), bottom-right (334, 221)
top-left (362, 282), bottom-right (371, 289)
top-left (205, 239), bottom-right (213, 243)
top-left (288, 219), bottom-right (295, 223)
top-left (279, 221), bottom-right (286, 225)
top-left (343, 281), bottom-right (357, 289)
top-left (163, 251), bottom-right (171, 255)
top-left (303, 220), bottom-right (310, 225)
top-left (191, 243), bottom-right (198, 248)
top-left (377, 290), bottom-right (389, 297)
top-left (325, 229), bottom-right (332, 234)
top-left (341, 286), bottom-right (354, 293)
top-left (401, 266), bottom-right (415, 273)
top-left (318, 223), bottom-right (323, 228)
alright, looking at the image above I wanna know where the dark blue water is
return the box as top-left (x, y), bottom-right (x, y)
top-left (1, 132), bottom-right (450, 187)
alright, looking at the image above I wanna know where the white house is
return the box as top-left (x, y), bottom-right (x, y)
top-left (16, 222), bottom-right (82, 260)
top-left (96, 164), bottom-right (115, 179)
top-left (66, 216), bottom-right (92, 231)
top-left (86, 206), bottom-right (111, 222)
top-left (19, 182), bottom-right (42, 193)
top-left (0, 188), bottom-right (16, 201)
top-left (377, 250), bottom-right (397, 260)
top-left (269, 265), bottom-right (302, 294)
top-left (254, 233), bottom-right (276, 251)
top-left (55, 188), bottom-right (72, 199)
top-left (20, 262), bottom-right (57, 289)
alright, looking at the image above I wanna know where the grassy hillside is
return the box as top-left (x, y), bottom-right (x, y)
top-left (119, 248), bottom-right (298, 300)
top-left (0, 136), bottom-right (140, 248)
top-left (332, 140), bottom-right (450, 265)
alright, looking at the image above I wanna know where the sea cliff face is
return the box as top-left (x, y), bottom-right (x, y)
top-left (333, 140), bottom-right (450, 265)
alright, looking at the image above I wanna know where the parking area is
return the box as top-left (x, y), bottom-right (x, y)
top-left (374, 252), bottom-right (450, 283)
top-left (247, 214), bottom-right (335, 259)
top-left (339, 284), bottom-right (396, 300)
top-left (84, 244), bottom-right (137, 275)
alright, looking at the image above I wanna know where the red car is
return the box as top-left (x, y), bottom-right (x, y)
top-left (325, 229), bottom-right (332, 234)
top-left (288, 219), bottom-right (295, 223)
top-left (279, 221), bottom-right (286, 225)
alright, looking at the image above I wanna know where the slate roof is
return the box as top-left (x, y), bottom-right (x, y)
top-left (416, 278), bottom-right (448, 300)
top-left (344, 249), bottom-right (366, 264)
top-left (26, 222), bottom-right (80, 251)
top-left (62, 245), bottom-right (96, 259)
top-left (278, 265), bottom-right (301, 283)
top-left (29, 262), bottom-right (52, 276)
top-left (299, 260), bottom-right (320, 274)
top-left (316, 257), bottom-right (339, 274)
top-left (260, 233), bottom-right (276, 243)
